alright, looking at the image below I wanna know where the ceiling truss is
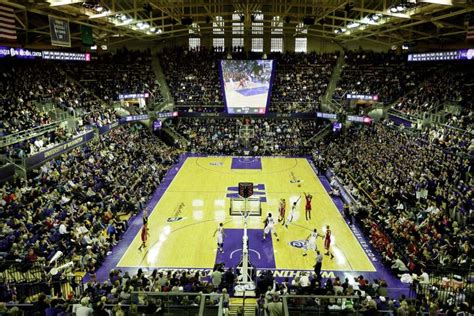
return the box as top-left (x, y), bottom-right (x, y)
top-left (0, 0), bottom-right (472, 47)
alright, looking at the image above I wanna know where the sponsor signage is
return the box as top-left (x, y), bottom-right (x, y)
top-left (347, 115), bottom-right (373, 124)
top-left (119, 114), bottom-right (150, 123)
top-left (0, 46), bottom-right (90, 61)
top-left (316, 112), bottom-right (338, 119)
top-left (408, 49), bottom-right (474, 62)
top-left (25, 131), bottom-right (95, 169)
top-left (98, 121), bottom-right (119, 135)
top-left (346, 94), bottom-right (379, 101)
top-left (118, 93), bottom-right (150, 100)
top-left (42, 50), bottom-right (91, 61)
top-left (156, 111), bottom-right (179, 118)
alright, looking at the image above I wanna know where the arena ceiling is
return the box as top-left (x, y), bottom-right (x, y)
top-left (2, 0), bottom-right (473, 48)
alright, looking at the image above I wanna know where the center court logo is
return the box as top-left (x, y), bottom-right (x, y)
top-left (289, 240), bottom-right (307, 249)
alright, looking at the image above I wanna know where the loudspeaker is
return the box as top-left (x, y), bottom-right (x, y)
top-left (303, 17), bottom-right (315, 25)
top-left (181, 17), bottom-right (193, 25)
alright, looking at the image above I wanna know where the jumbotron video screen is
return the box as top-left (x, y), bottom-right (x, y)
top-left (220, 59), bottom-right (275, 114)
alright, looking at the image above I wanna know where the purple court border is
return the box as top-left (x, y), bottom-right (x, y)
top-left (89, 154), bottom-right (188, 282)
top-left (90, 154), bottom-right (410, 300)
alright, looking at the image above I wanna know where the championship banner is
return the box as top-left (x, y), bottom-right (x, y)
top-left (49, 16), bottom-right (71, 47)
top-left (81, 25), bottom-right (93, 46)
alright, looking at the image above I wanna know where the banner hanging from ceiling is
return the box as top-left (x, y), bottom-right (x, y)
top-left (49, 16), bottom-right (71, 47)
top-left (81, 25), bottom-right (93, 46)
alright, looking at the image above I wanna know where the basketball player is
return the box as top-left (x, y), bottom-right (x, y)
top-left (213, 223), bottom-right (225, 253)
top-left (304, 193), bottom-right (313, 221)
top-left (138, 222), bottom-right (149, 251)
top-left (263, 213), bottom-right (279, 241)
top-left (324, 225), bottom-right (335, 259)
top-left (302, 228), bottom-right (324, 256)
top-left (284, 201), bottom-right (298, 229)
top-left (237, 78), bottom-right (246, 90)
top-left (278, 198), bottom-right (286, 224)
top-left (142, 208), bottom-right (149, 225)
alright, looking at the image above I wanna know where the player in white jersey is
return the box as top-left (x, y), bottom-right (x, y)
top-left (213, 223), bottom-right (225, 253)
top-left (303, 228), bottom-right (324, 256)
top-left (285, 201), bottom-right (298, 229)
top-left (263, 213), bottom-right (279, 241)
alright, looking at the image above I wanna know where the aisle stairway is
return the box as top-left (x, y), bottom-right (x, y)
top-left (228, 297), bottom-right (256, 316)
top-left (322, 52), bottom-right (345, 111)
top-left (151, 52), bottom-right (174, 111)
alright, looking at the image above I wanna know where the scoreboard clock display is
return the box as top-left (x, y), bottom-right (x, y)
top-left (239, 182), bottom-right (254, 198)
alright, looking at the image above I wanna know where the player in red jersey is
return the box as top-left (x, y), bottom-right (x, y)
top-left (324, 225), bottom-right (334, 259)
top-left (278, 198), bottom-right (286, 224)
top-left (138, 209), bottom-right (149, 251)
top-left (304, 193), bottom-right (313, 221)
top-left (138, 223), bottom-right (150, 251)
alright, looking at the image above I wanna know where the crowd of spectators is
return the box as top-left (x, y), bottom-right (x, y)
top-left (334, 51), bottom-right (428, 104)
top-left (159, 49), bottom-right (337, 113)
top-left (0, 58), bottom-right (120, 161)
top-left (269, 52), bottom-right (338, 113)
top-left (420, 125), bottom-right (474, 156)
top-left (1, 127), bottom-right (91, 160)
top-left (319, 122), bottom-right (472, 276)
top-left (65, 49), bottom-right (162, 105)
top-left (173, 117), bottom-right (326, 155)
top-left (1, 266), bottom-right (470, 315)
top-left (0, 60), bottom-right (62, 136)
top-left (160, 48), bottom-right (224, 109)
top-left (0, 124), bottom-right (181, 302)
top-left (394, 63), bottom-right (473, 131)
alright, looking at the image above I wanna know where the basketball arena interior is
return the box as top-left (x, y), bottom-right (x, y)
top-left (0, 0), bottom-right (473, 315)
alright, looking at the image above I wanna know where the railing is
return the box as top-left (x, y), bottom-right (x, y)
top-left (304, 125), bottom-right (332, 146)
top-left (130, 291), bottom-right (223, 316)
top-left (283, 294), bottom-right (361, 316)
top-left (387, 108), bottom-right (417, 123)
top-left (0, 121), bottom-right (62, 148)
top-left (344, 172), bottom-right (378, 207)
top-left (0, 260), bottom-right (82, 300)
top-left (415, 265), bottom-right (473, 307)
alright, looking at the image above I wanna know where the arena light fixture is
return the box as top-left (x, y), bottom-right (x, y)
top-left (47, 0), bottom-right (83, 6)
top-left (347, 22), bottom-right (360, 29)
top-left (420, 0), bottom-right (452, 4)
top-left (88, 10), bottom-right (112, 19)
